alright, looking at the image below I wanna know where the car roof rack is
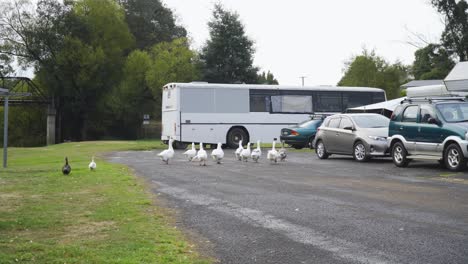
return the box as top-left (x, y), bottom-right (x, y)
top-left (402, 96), bottom-right (466, 104)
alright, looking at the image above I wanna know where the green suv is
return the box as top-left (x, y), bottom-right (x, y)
top-left (388, 97), bottom-right (468, 171)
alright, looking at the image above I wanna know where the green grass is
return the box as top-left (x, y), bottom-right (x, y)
top-left (0, 141), bottom-right (211, 264)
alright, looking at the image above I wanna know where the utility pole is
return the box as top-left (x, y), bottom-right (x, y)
top-left (3, 95), bottom-right (8, 168)
top-left (299, 76), bottom-right (307, 87)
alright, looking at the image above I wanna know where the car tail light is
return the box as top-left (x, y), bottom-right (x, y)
top-left (291, 130), bottom-right (299, 136)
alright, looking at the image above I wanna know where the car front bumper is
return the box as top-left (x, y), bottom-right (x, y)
top-left (366, 140), bottom-right (389, 156)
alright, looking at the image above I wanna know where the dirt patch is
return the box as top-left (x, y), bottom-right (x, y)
top-left (0, 193), bottom-right (22, 199)
top-left (60, 220), bottom-right (116, 244)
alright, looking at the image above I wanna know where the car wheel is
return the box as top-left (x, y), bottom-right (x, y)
top-left (444, 143), bottom-right (467, 171)
top-left (309, 137), bottom-right (315, 149)
top-left (292, 145), bottom-right (304, 150)
top-left (353, 141), bottom-right (369, 162)
top-left (392, 141), bottom-right (409, 167)
top-left (226, 127), bottom-right (248, 149)
top-left (315, 140), bottom-right (329, 159)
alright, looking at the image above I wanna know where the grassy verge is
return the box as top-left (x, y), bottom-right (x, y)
top-left (0, 141), bottom-right (211, 264)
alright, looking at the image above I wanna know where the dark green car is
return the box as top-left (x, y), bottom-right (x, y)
top-left (280, 119), bottom-right (323, 149)
top-left (388, 97), bottom-right (468, 171)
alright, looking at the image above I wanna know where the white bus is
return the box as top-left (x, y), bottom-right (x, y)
top-left (161, 83), bottom-right (386, 148)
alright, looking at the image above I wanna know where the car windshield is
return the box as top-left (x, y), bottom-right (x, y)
top-left (298, 120), bottom-right (321, 128)
top-left (436, 103), bottom-right (468, 123)
top-left (352, 115), bottom-right (390, 128)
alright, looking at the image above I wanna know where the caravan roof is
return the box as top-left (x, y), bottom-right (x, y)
top-left (444, 61), bottom-right (468, 91)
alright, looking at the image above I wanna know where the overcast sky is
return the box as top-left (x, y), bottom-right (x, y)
top-left (163, 0), bottom-right (444, 86)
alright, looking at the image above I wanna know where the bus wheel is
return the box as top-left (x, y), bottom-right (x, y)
top-left (226, 127), bottom-right (248, 149)
top-left (173, 141), bottom-right (188, 150)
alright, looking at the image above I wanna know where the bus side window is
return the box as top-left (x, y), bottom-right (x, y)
top-left (250, 95), bottom-right (270, 112)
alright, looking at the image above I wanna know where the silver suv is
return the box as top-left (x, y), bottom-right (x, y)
top-left (314, 114), bottom-right (390, 161)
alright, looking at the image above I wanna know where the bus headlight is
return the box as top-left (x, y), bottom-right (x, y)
top-left (368, 136), bottom-right (387, 142)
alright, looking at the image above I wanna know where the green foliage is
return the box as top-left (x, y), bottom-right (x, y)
top-left (33, 0), bottom-right (134, 140)
top-left (106, 50), bottom-right (153, 139)
top-left (412, 44), bottom-right (455, 80)
top-left (431, 0), bottom-right (468, 61)
top-left (106, 38), bottom-right (200, 137)
top-left (0, 141), bottom-right (211, 263)
top-left (338, 50), bottom-right (410, 99)
top-left (0, 106), bottom-right (46, 147)
top-left (119, 0), bottom-right (187, 50)
top-left (257, 71), bottom-right (279, 84)
top-left (146, 38), bottom-right (201, 117)
top-left (201, 4), bottom-right (258, 84)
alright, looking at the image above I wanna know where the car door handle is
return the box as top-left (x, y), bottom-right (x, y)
top-left (418, 127), bottom-right (421, 132)
top-left (335, 133), bottom-right (340, 136)
top-left (399, 126), bottom-right (404, 130)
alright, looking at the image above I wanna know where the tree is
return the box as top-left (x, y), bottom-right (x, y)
top-left (200, 4), bottom-right (258, 84)
top-left (412, 44), bottom-right (455, 80)
top-left (106, 38), bottom-right (200, 137)
top-left (257, 71), bottom-right (279, 84)
top-left (105, 50), bottom-right (153, 138)
top-left (431, 0), bottom-right (468, 61)
top-left (338, 50), bottom-right (410, 99)
top-left (146, 38), bottom-right (201, 119)
top-left (118, 0), bottom-right (186, 50)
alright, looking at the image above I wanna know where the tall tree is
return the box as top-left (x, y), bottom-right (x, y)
top-left (200, 4), bottom-right (258, 84)
top-left (431, 0), bottom-right (468, 61)
top-left (105, 50), bottom-right (153, 138)
top-left (118, 0), bottom-right (186, 50)
top-left (146, 38), bottom-right (201, 119)
top-left (107, 37), bottom-right (200, 137)
top-left (257, 71), bottom-right (279, 84)
top-left (412, 44), bottom-right (455, 80)
top-left (338, 50), bottom-right (410, 99)
top-left (0, 0), bottom-right (135, 140)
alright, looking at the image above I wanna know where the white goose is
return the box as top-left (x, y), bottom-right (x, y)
top-left (240, 142), bottom-right (251, 162)
top-left (157, 139), bottom-right (175, 164)
top-left (279, 140), bottom-right (287, 162)
top-left (251, 140), bottom-right (262, 162)
top-left (267, 139), bottom-right (279, 163)
top-left (88, 156), bottom-right (97, 170)
top-left (183, 142), bottom-right (197, 161)
top-left (211, 143), bottom-right (224, 164)
top-left (193, 142), bottom-right (208, 166)
top-left (235, 140), bottom-right (244, 161)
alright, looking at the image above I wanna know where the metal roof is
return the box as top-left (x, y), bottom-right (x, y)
top-left (400, 80), bottom-right (444, 89)
top-left (165, 82), bottom-right (385, 92)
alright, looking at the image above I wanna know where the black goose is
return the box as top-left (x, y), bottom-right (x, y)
top-left (62, 157), bottom-right (71, 175)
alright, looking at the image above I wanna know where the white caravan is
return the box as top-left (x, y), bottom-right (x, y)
top-left (161, 83), bottom-right (386, 148)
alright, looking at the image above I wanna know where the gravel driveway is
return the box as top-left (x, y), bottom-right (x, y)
top-left (108, 150), bottom-right (468, 264)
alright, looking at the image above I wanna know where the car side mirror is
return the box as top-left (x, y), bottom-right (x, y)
top-left (343, 126), bottom-right (354, 131)
top-left (428, 117), bottom-right (440, 125)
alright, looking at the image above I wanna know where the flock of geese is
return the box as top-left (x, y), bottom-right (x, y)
top-left (158, 138), bottom-right (287, 166)
top-left (62, 156), bottom-right (97, 175)
top-left (61, 138), bottom-right (286, 174)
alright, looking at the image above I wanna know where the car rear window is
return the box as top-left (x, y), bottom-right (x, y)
top-left (352, 115), bottom-right (389, 128)
top-left (299, 120), bottom-right (321, 128)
